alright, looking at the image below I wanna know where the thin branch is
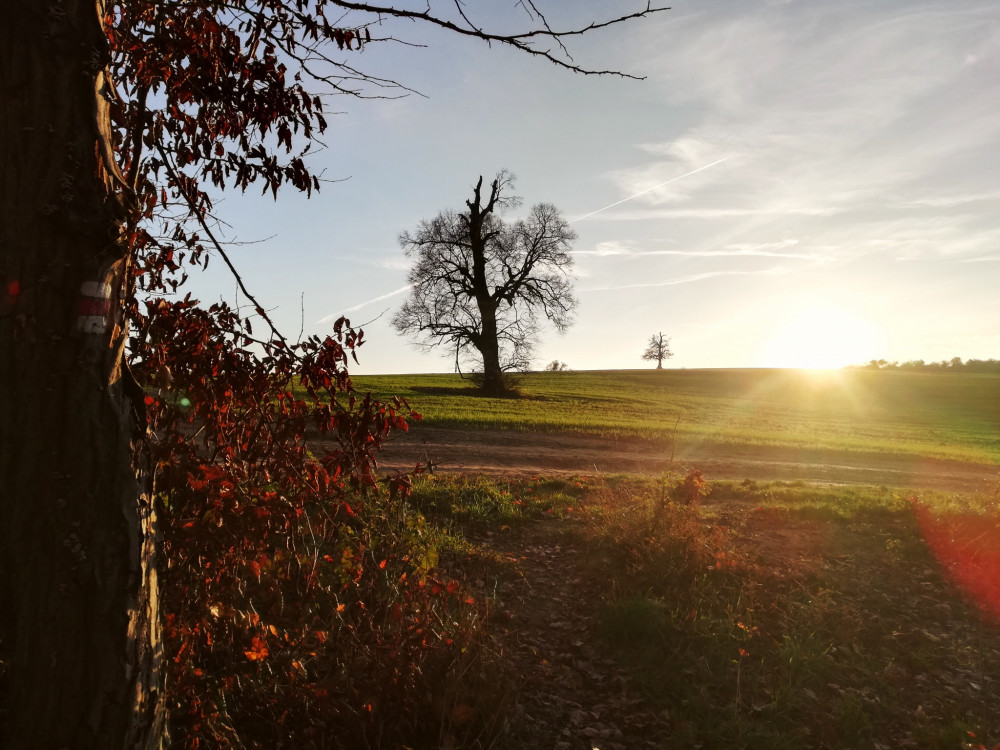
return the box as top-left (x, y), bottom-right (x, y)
top-left (330, 1), bottom-right (671, 78)
top-left (297, 292), bottom-right (306, 344)
top-left (155, 142), bottom-right (290, 350)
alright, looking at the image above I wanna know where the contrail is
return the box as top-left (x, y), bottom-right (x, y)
top-left (570, 157), bottom-right (729, 223)
top-left (315, 283), bottom-right (412, 323)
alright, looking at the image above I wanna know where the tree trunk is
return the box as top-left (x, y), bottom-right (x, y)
top-left (476, 320), bottom-right (506, 395)
top-left (0, 3), bottom-right (165, 748)
top-left (466, 181), bottom-right (506, 396)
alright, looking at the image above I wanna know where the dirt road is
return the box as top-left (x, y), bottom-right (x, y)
top-left (370, 425), bottom-right (998, 493)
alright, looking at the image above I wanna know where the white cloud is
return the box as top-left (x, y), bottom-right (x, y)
top-left (901, 192), bottom-right (1000, 209)
top-left (598, 0), bottom-right (1000, 269)
top-left (581, 266), bottom-right (788, 293)
top-left (584, 206), bottom-right (840, 221)
top-left (573, 240), bottom-right (633, 256)
top-left (375, 257), bottom-right (413, 271)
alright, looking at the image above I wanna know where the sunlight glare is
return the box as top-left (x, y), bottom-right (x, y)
top-left (757, 305), bottom-right (883, 369)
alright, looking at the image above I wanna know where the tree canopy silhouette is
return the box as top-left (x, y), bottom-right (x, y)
top-left (643, 332), bottom-right (674, 369)
top-left (393, 172), bottom-right (577, 394)
top-left (0, 2), bottom-right (668, 746)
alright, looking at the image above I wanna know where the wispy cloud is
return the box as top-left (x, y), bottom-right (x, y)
top-left (601, 0), bottom-right (1000, 265)
top-left (900, 191), bottom-right (1000, 209)
top-left (581, 266), bottom-right (788, 293)
top-left (575, 239), bottom-right (822, 261)
top-left (573, 240), bottom-right (633, 257)
top-left (375, 257), bottom-right (413, 271)
top-left (573, 205), bottom-right (841, 222)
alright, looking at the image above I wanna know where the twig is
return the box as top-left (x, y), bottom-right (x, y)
top-left (155, 142), bottom-right (291, 350)
top-left (297, 292), bottom-right (306, 345)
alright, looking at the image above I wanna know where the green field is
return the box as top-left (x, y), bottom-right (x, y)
top-left (349, 369), bottom-right (1000, 465)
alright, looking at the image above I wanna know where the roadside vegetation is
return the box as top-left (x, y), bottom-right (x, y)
top-left (349, 369), bottom-right (1000, 464)
top-left (411, 472), bottom-right (1000, 749)
top-left (149, 363), bottom-right (1000, 747)
top-left (147, 454), bottom-right (1000, 748)
top-left (151, 366), bottom-right (999, 747)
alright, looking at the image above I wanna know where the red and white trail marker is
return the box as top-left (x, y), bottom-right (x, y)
top-left (78, 281), bottom-right (112, 334)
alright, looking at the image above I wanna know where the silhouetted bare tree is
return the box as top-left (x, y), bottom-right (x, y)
top-left (393, 172), bottom-right (576, 394)
top-left (643, 332), bottom-right (673, 369)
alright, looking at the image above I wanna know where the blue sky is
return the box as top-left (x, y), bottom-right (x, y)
top-left (192, 0), bottom-right (1000, 373)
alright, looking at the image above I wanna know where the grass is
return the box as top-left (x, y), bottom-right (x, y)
top-left (576, 475), bottom-right (1000, 749)
top-left (399, 472), bottom-right (1000, 749)
top-left (348, 368), bottom-right (1000, 465)
top-left (405, 473), bottom-right (584, 532)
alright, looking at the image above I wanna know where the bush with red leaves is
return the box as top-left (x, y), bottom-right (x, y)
top-left (130, 298), bottom-right (490, 747)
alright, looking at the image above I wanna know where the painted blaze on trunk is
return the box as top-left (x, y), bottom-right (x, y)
top-left (0, 2), bottom-right (164, 747)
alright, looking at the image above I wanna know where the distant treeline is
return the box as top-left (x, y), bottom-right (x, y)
top-left (853, 358), bottom-right (1000, 373)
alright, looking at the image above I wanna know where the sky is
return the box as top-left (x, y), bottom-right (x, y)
top-left (189, 0), bottom-right (1000, 373)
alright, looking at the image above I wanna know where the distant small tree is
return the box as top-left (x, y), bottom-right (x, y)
top-left (544, 360), bottom-right (570, 372)
top-left (642, 332), bottom-right (673, 369)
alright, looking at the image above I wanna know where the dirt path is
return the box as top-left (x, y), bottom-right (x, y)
top-left (487, 519), bottom-right (673, 750)
top-left (369, 425), bottom-right (1000, 748)
top-left (374, 426), bottom-right (998, 494)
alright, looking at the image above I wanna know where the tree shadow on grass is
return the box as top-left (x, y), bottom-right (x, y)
top-left (408, 385), bottom-right (548, 401)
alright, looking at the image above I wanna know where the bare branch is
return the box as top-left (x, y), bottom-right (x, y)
top-left (155, 143), bottom-right (291, 350)
top-left (330, 1), bottom-right (671, 78)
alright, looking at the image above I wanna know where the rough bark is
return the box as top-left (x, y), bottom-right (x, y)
top-left (0, 2), bottom-right (164, 747)
top-left (476, 321), bottom-right (505, 395)
top-left (470, 242), bottom-right (505, 394)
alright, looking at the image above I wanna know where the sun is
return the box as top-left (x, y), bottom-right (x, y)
top-left (757, 305), bottom-right (883, 370)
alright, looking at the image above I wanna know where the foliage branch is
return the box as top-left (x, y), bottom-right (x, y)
top-left (76, 0), bottom-right (669, 744)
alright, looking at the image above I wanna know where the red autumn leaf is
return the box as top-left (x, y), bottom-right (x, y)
top-left (244, 635), bottom-right (269, 661)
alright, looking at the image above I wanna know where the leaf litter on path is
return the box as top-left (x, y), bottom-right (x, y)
top-left (486, 519), bottom-right (673, 750)
top-left (464, 486), bottom-right (1000, 749)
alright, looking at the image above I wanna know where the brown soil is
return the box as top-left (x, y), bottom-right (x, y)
top-left (374, 425), bottom-right (998, 494)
